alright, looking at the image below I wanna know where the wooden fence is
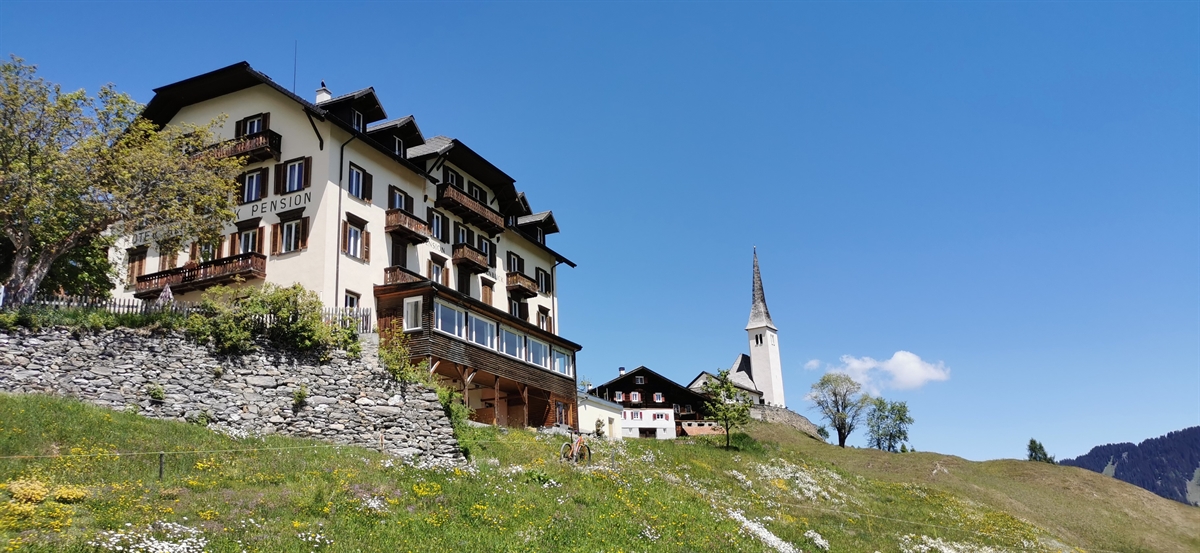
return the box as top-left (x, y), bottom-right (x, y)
top-left (0, 293), bottom-right (375, 334)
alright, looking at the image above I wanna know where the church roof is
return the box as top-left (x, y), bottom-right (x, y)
top-left (746, 248), bottom-right (777, 331)
top-left (728, 353), bottom-right (759, 391)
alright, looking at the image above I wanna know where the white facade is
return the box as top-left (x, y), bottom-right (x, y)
top-left (745, 250), bottom-right (786, 408)
top-left (577, 393), bottom-right (623, 440)
top-left (621, 408), bottom-right (675, 440)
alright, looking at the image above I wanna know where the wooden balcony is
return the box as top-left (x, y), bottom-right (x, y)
top-left (134, 253), bottom-right (267, 298)
top-left (384, 265), bottom-right (426, 285)
top-left (452, 243), bottom-right (490, 275)
top-left (506, 271), bottom-right (538, 299)
top-left (384, 209), bottom-right (430, 244)
top-left (436, 183), bottom-right (505, 236)
top-left (209, 130), bottom-right (283, 163)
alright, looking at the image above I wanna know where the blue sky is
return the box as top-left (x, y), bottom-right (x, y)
top-left (3, 1), bottom-right (1196, 461)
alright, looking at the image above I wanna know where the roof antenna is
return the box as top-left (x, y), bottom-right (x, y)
top-left (292, 40), bottom-right (298, 94)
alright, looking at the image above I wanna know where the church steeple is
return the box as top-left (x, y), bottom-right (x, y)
top-left (746, 247), bottom-right (777, 331)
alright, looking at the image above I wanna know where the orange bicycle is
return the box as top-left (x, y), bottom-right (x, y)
top-left (560, 433), bottom-right (591, 464)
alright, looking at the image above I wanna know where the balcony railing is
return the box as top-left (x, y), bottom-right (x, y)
top-left (384, 209), bottom-right (430, 244)
top-left (436, 183), bottom-right (505, 236)
top-left (209, 130), bottom-right (283, 163)
top-left (506, 271), bottom-right (538, 299)
top-left (134, 253), bottom-right (267, 298)
top-left (452, 242), bottom-right (490, 274)
top-left (384, 265), bottom-right (426, 286)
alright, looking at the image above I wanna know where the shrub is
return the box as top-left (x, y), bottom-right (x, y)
top-left (186, 284), bottom-right (359, 357)
top-left (293, 385), bottom-right (309, 409)
top-left (51, 485), bottom-right (88, 504)
top-left (147, 384), bottom-right (165, 402)
top-left (7, 479), bottom-right (48, 503)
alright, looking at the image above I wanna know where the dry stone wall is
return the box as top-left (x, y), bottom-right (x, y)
top-left (750, 404), bottom-right (823, 440)
top-left (0, 327), bottom-right (462, 465)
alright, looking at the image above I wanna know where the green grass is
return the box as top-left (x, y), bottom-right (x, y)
top-left (0, 394), bottom-right (1196, 552)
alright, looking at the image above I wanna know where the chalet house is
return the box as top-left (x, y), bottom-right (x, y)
top-left (590, 366), bottom-right (708, 439)
top-left (113, 62), bottom-right (582, 429)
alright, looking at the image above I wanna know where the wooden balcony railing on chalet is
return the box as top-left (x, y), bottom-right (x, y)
top-left (452, 243), bottom-right (490, 275)
top-left (134, 253), bottom-right (267, 298)
top-left (383, 265), bottom-right (426, 286)
top-left (436, 183), bottom-right (505, 236)
top-left (384, 209), bottom-right (430, 244)
top-left (209, 130), bottom-right (283, 163)
top-left (506, 271), bottom-right (538, 299)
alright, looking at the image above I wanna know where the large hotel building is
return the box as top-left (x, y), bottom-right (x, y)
top-left (116, 62), bottom-right (581, 429)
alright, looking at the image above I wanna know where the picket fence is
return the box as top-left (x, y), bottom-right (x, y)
top-left (0, 293), bottom-right (374, 334)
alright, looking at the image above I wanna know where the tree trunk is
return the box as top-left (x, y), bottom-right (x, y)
top-left (725, 420), bottom-right (732, 449)
top-left (3, 249), bottom-right (58, 307)
top-left (837, 429), bottom-right (848, 448)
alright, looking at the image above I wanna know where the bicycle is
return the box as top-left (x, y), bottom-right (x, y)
top-left (559, 433), bottom-right (591, 464)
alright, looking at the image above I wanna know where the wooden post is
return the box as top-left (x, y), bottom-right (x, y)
top-left (158, 452), bottom-right (164, 480)
top-left (520, 384), bottom-right (529, 428)
top-left (493, 376), bottom-right (500, 427)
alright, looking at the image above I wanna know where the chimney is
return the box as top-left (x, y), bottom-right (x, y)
top-left (315, 80), bottom-right (332, 103)
top-left (618, 366), bottom-right (625, 376)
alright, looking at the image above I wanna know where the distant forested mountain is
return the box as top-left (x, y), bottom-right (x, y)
top-left (1060, 426), bottom-right (1200, 506)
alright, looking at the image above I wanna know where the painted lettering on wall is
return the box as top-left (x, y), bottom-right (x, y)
top-left (129, 228), bottom-right (184, 247)
top-left (234, 191), bottom-right (313, 220)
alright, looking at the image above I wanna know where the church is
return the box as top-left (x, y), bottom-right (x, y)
top-left (687, 249), bottom-right (787, 408)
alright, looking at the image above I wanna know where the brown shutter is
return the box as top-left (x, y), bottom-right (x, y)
top-left (189, 241), bottom-right (198, 262)
top-left (303, 157), bottom-right (313, 188)
top-left (228, 233), bottom-right (237, 257)
top-left (271, 223), bottom-right (281, 255)
top-left (452, 222), bottom-right (461, 244)
top-left (234, 119), bottom-right (244, 138)
top-left (341, 221), bottom-right (349, 254)
top-left (256, 227), bottom-right (264, 254)
top-left (427, 259), bottom-right (433, 279)
top-left (363, 230), bottom-right (371, 262)
top-left (274, 163), bottom-right (284, 195)
top-left (443, 265), bottom-right (450, 286)
top-left (261, 112), bottom-right (270, 131)
top-left (466, 229), bottom-right (475, 247)
top-left (259, 168), bottom-right (269, 198)
top-left (489, 243), bottom-right (497, 268)
top-left (363, 170), bottom-right (373, 202)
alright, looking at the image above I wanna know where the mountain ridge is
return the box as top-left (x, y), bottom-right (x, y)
top-left (1059, 426), bottom-right (1200, 506)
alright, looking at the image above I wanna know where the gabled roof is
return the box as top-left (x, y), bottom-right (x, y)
top-left (367, 116), bottom-right (425, 150)
top-left (746, 248), bottom-right (777, 331)
top-left (317, 86), bottom-right (387, 123)
top-left (517, 211), bottom-right (560, 235)
top-left (686, 367), bottom-right (761, 396)
top-left (592, 365), bottom-right (705, 399)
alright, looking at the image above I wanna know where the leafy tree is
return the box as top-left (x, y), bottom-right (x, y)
top-left (866, 397), bottom-right (914, 452)
top-left (816, 425), bottom-right (830, 442)
top-left (809, 373), bottom-right (871, 447)
top-left (701, 369), bottom-right (752, 449)
top-left (1027, 438), bottom-right (1056, 464)
top-left (0, 56), bottom-right (242, 306)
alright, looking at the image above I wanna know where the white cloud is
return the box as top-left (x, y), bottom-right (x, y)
top-left (824, 351), bottom-right (949, 393)
top-left (803, 359), bottom-right (821, 370)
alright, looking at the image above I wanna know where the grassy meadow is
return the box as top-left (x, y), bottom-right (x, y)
top-left (0, 394), bottom-right (1196, 552)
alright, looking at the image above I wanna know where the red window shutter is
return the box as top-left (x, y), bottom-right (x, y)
top-left (299, 217), bottom-right (309, 249)
top-left (256, 227), bottom-right (264, 254)
top-left (271, 223), bottom-right (281, 256)
top-left (303, 157), bottom-right (313, 188)
top-left (261, 112), bottom-right (270, 131)
top-left (274, 163), bottom-right (284, 196)
top-left (341, 221), bottom-right (349, 254)
top-left (363, 230), bottom-right (371, 262)
top-left (234, 119), bottom-right (244, 138)
top-left (363, 171), bottom-right (373, 202)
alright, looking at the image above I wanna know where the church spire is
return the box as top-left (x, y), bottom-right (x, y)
top-left (746, 247), bottom-right (777, 331)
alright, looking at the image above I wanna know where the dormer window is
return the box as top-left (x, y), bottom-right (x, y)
top-left (352, 110), bottom-right (364, 131)
top-left (535, 227), bottom-right (544, 244)
top-left (444, 168), bottom-right (463, 189)
top-left (394, 137), bottom-right (405, 157)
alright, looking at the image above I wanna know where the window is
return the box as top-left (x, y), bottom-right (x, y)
top-left (430, 262), bottom-right (444, 285)
top-left (198, 243), bottom-right (215, 262)
top-left (653, 412), bottom-right (668, 421)
top-left (478, 239), bottom-right (492, 265)
top-left (239, 228), bottom-right (259, 254)
top-left (162, 248), bottom-right (179, 271)
top-left (553, 349), bottom-right (572, 376)
top-left (347, 224), bottom-right (362, 258)
top-left (443, 167), bottom-right (462, 189)
top-left (468, 314), bottom-right (496, 349)
top-left (456, 225), bottom-right (468, 245)
top-left (509, 299), bottom-right (527, 320)
top-left (282, 220), bottom-right (302, 253)
top-left (614, 391), bottom-right (624, 402)
top-left (468, 182), bottom-right (487, 204)
top-left (430, 211), bottom-right (445, 242)
top-left (507, 252), bottom-right (525, 274)
top-left (285, 160), bottom-right (305, 193)
top-left (556, 402), bottom-right (566, 425)
top-left (435, 302), bottom-right (465, 337)
top-left (243, 115), bottom-right (262, 135)
top-left (389, 187), bottom-right (410, 212)
top-left (629, 411), bottom-right (642, 420)
top-left (344, 291), bottom-right (359, 308)
top-left (535, 268), bottom-right (553, 294)
top-left (535, 227), bottom-right (544, 244)
top-left (348, 166), bottom-right (363, 198)
top-left (653, 392), bottom-right (664, 403)
top-left (403, 298), bottom-right (422, 332)
top-left (538, 308), bottom-right (550, 331)
top-left (352, 110), bottom-right (364, 131)
top-left (394, 137), bottom-right (404, 157)
top-left (499, 327), bottom-right (524, 359)
top-left (242, 171), bottom-right (263, 204)
top-left (634, 376), bottom-right (645, 385)
top-left (528, 338), bottom-right (549, 368)
top-left (630, 392), bottom-right (641, 403)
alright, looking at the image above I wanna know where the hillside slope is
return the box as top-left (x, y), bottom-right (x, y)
top-left (1059, 426), bottom-right (1200, 506)
top-left (1, 394), bottom-right (1197, 552)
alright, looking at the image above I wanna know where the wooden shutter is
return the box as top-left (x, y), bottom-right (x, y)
top-left (482, 284), bottom-right (493, 305)
top-left (271, 223), bottom-right (281, 255)
top-left (466, 229), bottom-right (475, 248)
top-left (518, 302), bottom-right (529, 321)
top-left (234, 119), bottom-right (244, 138)
top-left (443, 265), bottom-right (450, 286)
top-left (299, 217), bottom-right (309, 249)
top-left (228, 232), bottom-right (237, 256)
top-left (363, 170), bottom-right (373, 201)
top-left (259, 168), bottom-right (269, 198)
top-left (452, 222), bottom-right (462, 244)
top-left (427, 259), bottom-right (433, 280)
top-left (363, 230), bottom-right (371, 262)
top-left (274, 163), bottom-right (284, 195)
top-left (255, 227), bottom-right (264, 254)
top-left (189, 242), bottom-right (198, 262)
top-left (261, 112), bottom-right (270, 131)
top-left (341, 221), bottom-right (349, 254)
top-left (519, 256), bottom-right (525, 274)
top-left (303, 157), bottom-right (313, 188)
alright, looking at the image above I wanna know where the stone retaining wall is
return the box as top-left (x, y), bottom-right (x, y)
top-left (0, 327), bottom-right (462, 465)
top-left (750, 404), bottom-right (823, 440)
